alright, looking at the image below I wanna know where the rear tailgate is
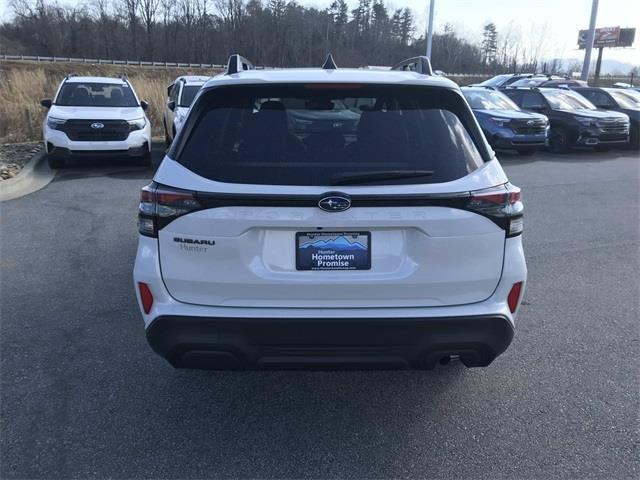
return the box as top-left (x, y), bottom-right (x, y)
top-left (158, 202), bottom-right (505, 308)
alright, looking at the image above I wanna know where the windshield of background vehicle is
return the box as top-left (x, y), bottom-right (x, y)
top-left (174, 84), bottom-right (487, 186)
top-left (509, 77), bottom-right (547, 88)
top-left (478, 74), bottom-right (512, 87)
top-left (608, 90), bottom-right (640, 109)
top-left (180, 85), bottom-right (202, 107)
top-left (463, 90), bottom-right (520, 110)
top-left (55, 83), bottom-right (139, 107)
top-left (542, 90), bottom-right (596, 110)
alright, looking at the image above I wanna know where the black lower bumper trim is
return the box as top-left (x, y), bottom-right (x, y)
top-left (146, 314), bottom-right (514, 370)
top-left (48, 142), bottom-right (149, 159)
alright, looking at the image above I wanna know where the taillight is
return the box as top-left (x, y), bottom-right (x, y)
top-left (467, 183), bottom-right (523, 237)
top-left (137, 182), bottom-right (201, 237)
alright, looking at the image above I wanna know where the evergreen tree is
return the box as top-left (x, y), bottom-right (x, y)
top-left (481, 22), bottom-right (498, 65)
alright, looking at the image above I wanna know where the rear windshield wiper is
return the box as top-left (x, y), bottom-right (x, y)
top-left (330, 170), bottom-right (435, 186)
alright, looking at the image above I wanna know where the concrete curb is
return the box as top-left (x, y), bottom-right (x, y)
top-left (0, 150), bottom-right (56, 202)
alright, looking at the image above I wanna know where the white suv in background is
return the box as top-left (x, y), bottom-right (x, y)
top-left (134, 55), bottom-right (527, 371)
top-left (40, 75), bottom-right (152, 168)
top-left (163, 75), bottom-right (209, 146)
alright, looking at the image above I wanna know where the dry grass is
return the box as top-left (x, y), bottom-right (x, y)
top-left (0, 60), bottom-right (221, 143)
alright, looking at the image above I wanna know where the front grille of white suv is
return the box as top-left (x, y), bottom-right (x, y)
top-left (58, 119), bottom-right (131, 141)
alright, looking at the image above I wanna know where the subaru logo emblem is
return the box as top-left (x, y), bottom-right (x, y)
top-left (526, 120), bottom-right (534, 126)
top-left (318, 195), bottom-right (351, 212)
top-left (91, 122), bottom-right (104, 129)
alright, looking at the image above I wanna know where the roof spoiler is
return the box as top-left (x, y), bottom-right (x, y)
top-left (391, 56), bottom-right (433, 76)
top-left (226, 54), bottom-right (254, 75)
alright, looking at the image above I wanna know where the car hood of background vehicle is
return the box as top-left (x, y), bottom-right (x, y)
top-left (48, 106), bottom-right (145, 120)
top-left (615, 108), bottom-right (640, 121)
top-left (474, 109), bottom-right (547, 120)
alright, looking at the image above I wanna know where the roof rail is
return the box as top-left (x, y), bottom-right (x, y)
top-left (226, 54), bottom-right (254, 75)
top-left (391, 56), bottom-right (433, 76)
top-left (322, 53), bottom-right (337, 70)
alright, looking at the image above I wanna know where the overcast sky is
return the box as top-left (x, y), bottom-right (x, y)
top-left (1, 0), bottom-right (638, 66)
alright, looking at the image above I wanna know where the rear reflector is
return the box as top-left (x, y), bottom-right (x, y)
top-left (507, 282), bottom-right (523, 313)
top-left (138, 282), bottom-right (154, 314)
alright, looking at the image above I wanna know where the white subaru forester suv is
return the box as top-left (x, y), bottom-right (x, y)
top-left (41, 75), bottom-right (152, 168)
top-left (134, 55), bottom-right (527, 370)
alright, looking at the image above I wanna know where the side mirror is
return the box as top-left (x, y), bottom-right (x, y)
top-left (140, 100), bottom-right (149, 111)
top-left (529, 105), bottom-right (546, 112)
top-left (167, 100), bottom-right (176, 111)
top-left (41, 99), bottom-right (52, 108)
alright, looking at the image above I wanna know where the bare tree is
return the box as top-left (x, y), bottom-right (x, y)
top-left (121, 0), bottom-right (141, 58)
top-left (139, 0), bottom-right (160, 59)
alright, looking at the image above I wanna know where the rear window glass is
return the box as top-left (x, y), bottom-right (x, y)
top-left (174, 84), bottom-right (487, 186)
top-left (56, 82), bottom-right (138, 107)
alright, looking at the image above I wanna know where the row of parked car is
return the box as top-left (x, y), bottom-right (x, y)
top-left (38, 70), bottom-right (638, 169)
top-left (463, 73), bottom-right (640, 154)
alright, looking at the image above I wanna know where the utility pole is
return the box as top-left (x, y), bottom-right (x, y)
top-left (593, 46), bottom-right (604, 85)
top-left (426, 0), bottom-right (435, 59)
top-left (581, 0), bottom-right (599, 81)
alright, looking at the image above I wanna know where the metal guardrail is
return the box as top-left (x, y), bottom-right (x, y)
top-left (0, 54), bottom-right (634, 82)
top-left (0, 54), bottom-right (225, 69)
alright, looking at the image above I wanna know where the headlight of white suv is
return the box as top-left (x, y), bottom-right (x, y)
top-left (128, 117), bottom-right (147, 131)
top-left (46, 116), bottom-right (66, 130)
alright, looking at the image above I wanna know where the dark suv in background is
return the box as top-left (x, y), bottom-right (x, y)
top-left (462, 87), bottom-right (548, 155)
top-left (572, 87), bottom-right (640, 148)
top-left (503, 88), bottom-right (630, 152)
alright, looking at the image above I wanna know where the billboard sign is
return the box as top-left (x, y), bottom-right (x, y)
top-left (578, 27), bottom-right (635, 48)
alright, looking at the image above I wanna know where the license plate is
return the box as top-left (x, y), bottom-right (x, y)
top-left (296, 232), bottom-right (371, 271)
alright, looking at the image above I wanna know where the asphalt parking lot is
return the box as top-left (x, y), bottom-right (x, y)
top-left (1, 145), bottom-right (638, 479)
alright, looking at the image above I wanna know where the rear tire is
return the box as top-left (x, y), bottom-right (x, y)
top-left (516, 149), bottom-right (536, 156)
top-left (550, 128), bottom-right (569, 153)
top-left (47, 155), bottom-right (65, 169)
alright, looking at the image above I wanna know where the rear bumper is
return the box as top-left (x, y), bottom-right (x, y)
top-left (135, 232), bottom-right (527, 371)
top-left (146, 314), bottom-right (514, 370)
